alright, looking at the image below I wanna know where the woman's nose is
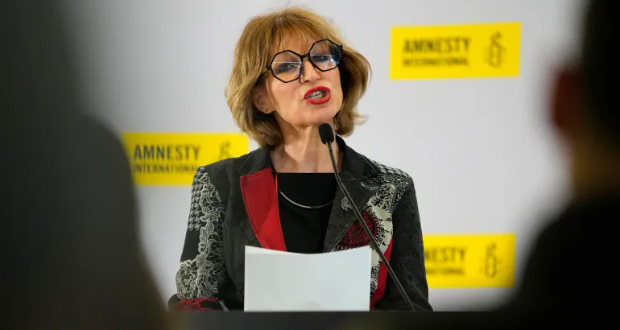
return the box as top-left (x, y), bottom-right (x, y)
top-left (299, 58), bottom-right (320, 83)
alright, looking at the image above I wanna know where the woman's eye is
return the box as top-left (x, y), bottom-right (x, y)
top-left (276, 63), bottom-right (298, 73)
top-left (312, 54), bottom-right (331, 62)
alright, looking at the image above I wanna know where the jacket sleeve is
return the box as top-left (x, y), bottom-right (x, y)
top-left (169, 166), bottom-right (231, 311)
top-left (374, 176), bottom-right (433, 311)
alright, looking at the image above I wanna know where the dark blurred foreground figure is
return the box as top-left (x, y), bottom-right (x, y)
top-left (1, 1), bottom-right (168, 329)
top-left (501, 0), bottom-right (618, 320)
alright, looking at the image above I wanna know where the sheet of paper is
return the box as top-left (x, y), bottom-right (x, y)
top-left (244, 245), bottom-right (372, 312)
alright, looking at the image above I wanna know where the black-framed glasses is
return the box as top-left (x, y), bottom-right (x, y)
top-left (262, 39), bottom-right (343, 83)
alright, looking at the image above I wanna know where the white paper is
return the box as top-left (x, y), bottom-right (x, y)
top-left (244, 246), bottom-right (372, 312)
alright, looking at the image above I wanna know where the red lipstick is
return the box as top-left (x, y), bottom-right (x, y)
top-left (304, 86), bottom-right (331, 105)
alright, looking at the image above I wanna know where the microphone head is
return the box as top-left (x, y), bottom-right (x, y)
top-left (318, 123), bottom-right (335, 144)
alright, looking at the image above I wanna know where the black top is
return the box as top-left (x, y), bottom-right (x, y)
top-left (275, 172), bottom-right (337, 253)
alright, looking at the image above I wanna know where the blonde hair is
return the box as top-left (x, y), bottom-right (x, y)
top-left (225, 6), bottom-right (371, 147)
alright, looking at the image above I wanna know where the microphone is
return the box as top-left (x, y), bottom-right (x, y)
top-left (318, 123), bottom-right (416, 311)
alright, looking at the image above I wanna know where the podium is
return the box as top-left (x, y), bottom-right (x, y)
top-left (171, 311), bottom-right (509, 330)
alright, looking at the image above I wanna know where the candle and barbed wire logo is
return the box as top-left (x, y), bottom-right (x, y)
top-left (486, 31), bottom-right (506, 68)
top-left (480, 242), bottom-right (500, 278)
top-left (219, 141), bottom-right (231, 160)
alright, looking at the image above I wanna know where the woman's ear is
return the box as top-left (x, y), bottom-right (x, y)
top-left (252, 86), bottom-right (271, 114)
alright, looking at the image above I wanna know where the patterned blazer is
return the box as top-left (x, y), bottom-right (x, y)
top-left (171, 137), bottom-right (432, 311)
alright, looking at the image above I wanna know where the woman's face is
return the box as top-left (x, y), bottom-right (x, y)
top-left (254, 37), bottom-right (344, 131)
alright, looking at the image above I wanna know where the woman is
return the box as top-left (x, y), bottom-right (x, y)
top-left (171, 7), bottom-right (432, 312)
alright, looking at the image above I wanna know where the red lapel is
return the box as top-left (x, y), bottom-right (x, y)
top-left (240, 168), bottom-right (287, 251)
top-left (370, 238), bottom-right (394, 310)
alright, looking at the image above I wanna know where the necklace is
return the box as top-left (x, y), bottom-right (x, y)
top-left (279, 189), bottom-right (334, 209)
top-left (274, 169), bottom-right (334, 209)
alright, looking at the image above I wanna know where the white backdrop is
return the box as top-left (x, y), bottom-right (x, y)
top-left (62, 0), bottom-right (583, 310)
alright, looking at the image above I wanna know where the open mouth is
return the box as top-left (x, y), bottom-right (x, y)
top-left (304, 87), bottom-right (331, 105)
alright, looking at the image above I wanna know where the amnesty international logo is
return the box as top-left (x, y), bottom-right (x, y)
top-left (423, 234), bottom-right (515, 288)
top-left (390, 22), bottom-right (520, 79)
top-left (121, 132), bottom-right (249, 185)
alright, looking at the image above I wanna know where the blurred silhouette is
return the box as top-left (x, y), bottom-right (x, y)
top-left (500, 0), bottom-right (618, 320)
top-left (1, 1), bottom-right (168, 329)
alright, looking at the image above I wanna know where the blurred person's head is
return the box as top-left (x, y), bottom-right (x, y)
top-left (551, 0), bottom-right (620, 198)
top-left (225, 7), bottom-right (371, 148)
top-left (2, 1), bottom-right (167, 329)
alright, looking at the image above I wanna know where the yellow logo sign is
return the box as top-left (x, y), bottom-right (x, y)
top-left (390, 22), bottom-right (520, 79)
top-left (423, 234), bottom-right (515, 288)
top-left (121, 132), bottom-right (250, 185)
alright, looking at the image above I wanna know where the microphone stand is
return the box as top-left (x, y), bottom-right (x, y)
top-left (325, 141), bottom-right (416, 311)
